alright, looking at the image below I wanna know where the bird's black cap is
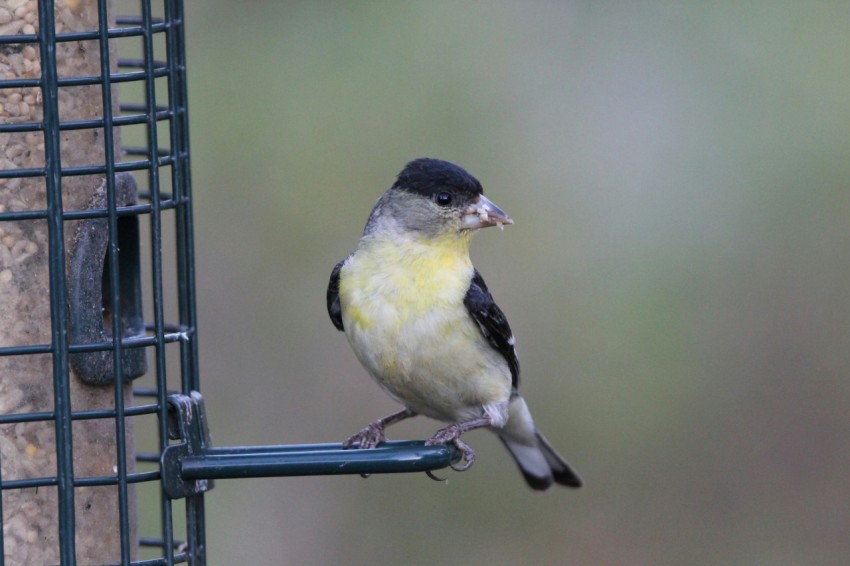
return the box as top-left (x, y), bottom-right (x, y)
top-left (393, 158), bottom-right (483, 200)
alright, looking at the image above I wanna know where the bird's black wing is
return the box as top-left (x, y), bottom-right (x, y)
top-left (327, 259), bottom-right (346, 331)
top-left (464, 269), bottom-right (520, 390)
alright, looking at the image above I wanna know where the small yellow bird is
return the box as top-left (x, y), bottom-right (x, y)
top-left (327, 158), bottom-right (581, 490)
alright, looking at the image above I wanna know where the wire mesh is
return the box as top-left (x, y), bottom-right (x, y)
top-left (0, 1), bottom-right (201, 564)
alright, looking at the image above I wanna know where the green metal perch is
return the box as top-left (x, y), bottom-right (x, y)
top-left (160, 392), bottom-right (460, 499)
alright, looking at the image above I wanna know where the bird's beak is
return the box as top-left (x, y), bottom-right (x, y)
top-left (461, 195), bottom-right (514, 230)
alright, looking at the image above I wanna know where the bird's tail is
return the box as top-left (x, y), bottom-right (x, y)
top-left (498, 395), bottom-right (582, 490)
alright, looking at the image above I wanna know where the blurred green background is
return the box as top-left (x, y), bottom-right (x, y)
top-left (160, 1), bottom-right (850, 564)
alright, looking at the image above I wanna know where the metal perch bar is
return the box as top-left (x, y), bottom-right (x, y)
top-left (160, 392), bottom-right (460, 499)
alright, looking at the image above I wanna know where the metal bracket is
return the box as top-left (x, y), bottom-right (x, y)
top-left (162, 392), bottom-right (215, 499)
top-left (161, 392), bottom-right (460, 500)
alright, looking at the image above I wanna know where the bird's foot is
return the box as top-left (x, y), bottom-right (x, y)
top-left (425, 425), bottom-right (476, 472)
top-left (342, 421), bottom-right (386, 450)
top-left (342, 408), bottom-right (416, 450)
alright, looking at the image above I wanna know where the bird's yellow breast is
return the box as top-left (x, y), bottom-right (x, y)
top-left (338, 231), bottom-right (511, 421)
top-left (341, 233), bottom-right (473, 327)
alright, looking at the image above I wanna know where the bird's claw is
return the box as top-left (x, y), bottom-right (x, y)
top-left (343, 422), bottom-right (389, 479)
top-left (448, 438), bottom-right (475, 471)
top-left (342, 422), bottom-right (386, 450)
top-left (425, 470), bottom-right (448, 483)
top-left (425, 425), bottom-right (476, 472)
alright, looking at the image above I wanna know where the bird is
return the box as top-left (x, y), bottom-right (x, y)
top-left (326, 158), bottom-right (581, 490)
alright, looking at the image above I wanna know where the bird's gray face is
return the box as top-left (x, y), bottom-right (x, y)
top-left (383, 190), bottom-right (513, 237)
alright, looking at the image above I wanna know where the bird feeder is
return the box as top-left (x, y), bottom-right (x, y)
top-left (0, 2), bottom-right (456, 564)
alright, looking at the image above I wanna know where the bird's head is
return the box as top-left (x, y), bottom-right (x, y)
top-left (365, 158), bottom-right (513, 239)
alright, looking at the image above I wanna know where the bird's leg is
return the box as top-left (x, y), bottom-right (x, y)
top-left (342, 407), bottom-right (417, 449)
top-left (425, 416), bottom-right (492, 472)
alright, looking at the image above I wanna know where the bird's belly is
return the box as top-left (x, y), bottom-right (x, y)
top-left (341, 270), bottom-right (511, 422)
top-left (350, 315), bottom-right (511, 421)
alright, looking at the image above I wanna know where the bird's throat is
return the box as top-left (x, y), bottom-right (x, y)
top-left (342, 231), bottom-right (475, 324)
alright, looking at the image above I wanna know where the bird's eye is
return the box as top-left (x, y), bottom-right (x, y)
top-left (436, 191), bottom-right (453, 206)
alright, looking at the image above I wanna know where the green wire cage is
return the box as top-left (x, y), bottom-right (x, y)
top-left (0, 0), bottom-right (199, 563)
top-left (0, 1), bottom-right (458, 564)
